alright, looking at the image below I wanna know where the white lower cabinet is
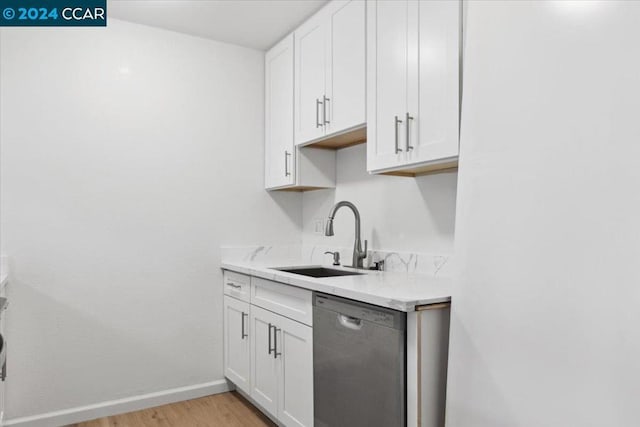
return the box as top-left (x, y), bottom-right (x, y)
top-left (223, 296), bottom-right (251, 393)
top-left (223, 272), bottom-right (314, 427)
top-left (265, 32), bottom-right (336, 192)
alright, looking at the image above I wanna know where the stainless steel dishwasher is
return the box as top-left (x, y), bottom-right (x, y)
top-left (313, 292), bottom-right (406, 427)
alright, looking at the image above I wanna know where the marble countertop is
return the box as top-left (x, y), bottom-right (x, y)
top-left (221, 261), bottom-right (451, 312)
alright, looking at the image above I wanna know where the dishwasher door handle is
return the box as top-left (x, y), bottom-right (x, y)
top-left (338, 314), bottom-right (363, 330)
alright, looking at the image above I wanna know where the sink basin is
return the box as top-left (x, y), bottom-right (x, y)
top-left (276, 267), bottom-right (365, 278)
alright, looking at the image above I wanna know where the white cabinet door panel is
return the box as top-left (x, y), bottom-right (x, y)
top-left (277, 315), bottom-right (314, 427)
top-left (250, 305), bottom-right (280, 417)
top-left (409, 0), bottom-right (460, 164)
top-left (223, 296), bottom-right (250, 393)
top-left (325, 0), bottom-right (366, 136)
top-left (295, 13), bottom-right (328, 145)
top-left (265, 34), bottom-right (295, 189)
top-left (368, 0), bottom-right (409, 171)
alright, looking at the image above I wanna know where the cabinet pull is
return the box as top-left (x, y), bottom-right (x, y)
top-left (273, 327), bottom-right (282, 359)
top-left (284, 150), bottom-right (291, 176)
top-left (323, 95), bottom-right (330, 125)
top-left (394, 116), bottom-right (403, 154)
top-left (226, 282), bottom-right (241, 289)
top-left (316, 99), bottom-right (324, 128)
top-left (241, 312), bottom-right (248, 339)
top-left (268, 323), bottom-right (274, 355)
top-left (406, 112), bottom-right (414, 151)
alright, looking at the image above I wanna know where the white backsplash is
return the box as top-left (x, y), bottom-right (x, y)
top-left (222, 245), bottom-right (451, 277)
top-left (220, 245), bottom-right (302, 264)
top-left (301, 245), bottom-right (451, 276)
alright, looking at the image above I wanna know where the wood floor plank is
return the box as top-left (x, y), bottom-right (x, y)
top-left (67, 392), bottom-right (276, 427)
top-left (222, 393), bottom-right (272, 427)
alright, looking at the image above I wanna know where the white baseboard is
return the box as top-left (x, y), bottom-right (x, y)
top-left (4, 379), bottom-right (233, 427)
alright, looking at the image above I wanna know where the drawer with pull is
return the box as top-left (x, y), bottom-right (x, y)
top-left (223, 271), bottom-right (251, 303)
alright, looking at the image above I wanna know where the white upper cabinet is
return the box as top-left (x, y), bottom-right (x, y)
top-left (265, 34), bottom-right (296, 189)
top-left (295, 0), bottom-right (366, 147)
top-left (265, 34), bottom-right (336, 191)
top-left (367, 0), bottom-right (461, 175)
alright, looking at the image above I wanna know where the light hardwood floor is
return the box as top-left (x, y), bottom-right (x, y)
top-left (68, 392), bottom-right (276, 427)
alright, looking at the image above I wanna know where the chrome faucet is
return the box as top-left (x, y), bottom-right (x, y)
top-left (325, 201), bottom-right (367, 268)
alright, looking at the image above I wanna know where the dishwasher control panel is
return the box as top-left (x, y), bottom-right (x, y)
top-left (313, 292), bottom-right (405, 330)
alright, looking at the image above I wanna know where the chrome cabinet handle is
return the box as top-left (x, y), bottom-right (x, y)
top-left (394, 116), bottom-right (403, 153)
top-left (241, 312), bottom-right (248, 339)
top-left (406, 112), bottom-right (414, 151)
top-left (323, 95), bottom-right (330, 125)
top-left (273, 327), bottom-right (282, 359)
top-left (316, 99), bottom-right (324, 128)
top-left (226, 282), bottom-right (241, 289)
top-left (284, 151), bottom-right (291, 176)
top-left (268, 323), bottom-right (274, 355)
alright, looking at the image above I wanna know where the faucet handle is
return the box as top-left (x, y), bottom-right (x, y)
top-left (359, 240), bottom-right (368, 260)
top-left (370, 260), bottom-right (385, 271)
top-left (324, 251), bottom-right (341, 266)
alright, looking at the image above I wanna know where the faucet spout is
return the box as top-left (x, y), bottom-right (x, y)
top-left (324, 218), bottom-right (335, 236)
top-left (325, 201), bottom-right (367, 268)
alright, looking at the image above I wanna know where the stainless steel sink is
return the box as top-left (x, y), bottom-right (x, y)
top-left (276, 267), bottom-right (365, 278)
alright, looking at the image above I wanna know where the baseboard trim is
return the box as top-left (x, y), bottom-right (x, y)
top-left (5, 379), bottom-right (233, 427)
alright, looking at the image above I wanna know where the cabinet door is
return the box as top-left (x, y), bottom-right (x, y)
top-left (367, 0), bottom-right (409, 172)
top-left (265, 34), bottom-right (296, 189)
top-left (325, 0), bottom-right (366, 136)
top-left (223, 296), bottom-right (250, 393)
top-left (295, 12), bottom-right (328, 145)
top-left (277, 316), bottom-right (314, 427)
top-left (250, 305), bottom-right (280, 417)
top-left (407, 0), bottom-right (460, 165)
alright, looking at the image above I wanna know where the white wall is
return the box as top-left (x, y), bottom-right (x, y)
top-left (0, 21), bottom-right (301, 420)
top-left (448, 1), bottom-right (640, 426)
top-left (302, 144), bottom-right (457, 257)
